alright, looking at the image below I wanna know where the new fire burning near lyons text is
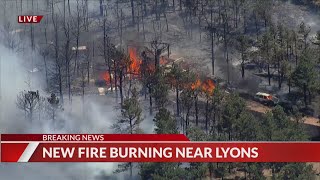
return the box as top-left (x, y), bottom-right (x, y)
top-left (42, 147), bottom-right (259, 159)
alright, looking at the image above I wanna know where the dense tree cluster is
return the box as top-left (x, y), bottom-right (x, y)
top-left (137, 91), bottom-right (314, 179)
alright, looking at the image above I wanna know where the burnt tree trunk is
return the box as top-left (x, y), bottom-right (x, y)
top-left (149, 86), bottom-right (153, 114)
top-left (130, 0), bottom-right (135, 23)
top-left (195, 95), bottom-right (199, 126)
top-left (185, 109), bottom-right (190, 135)
top-left (268, 64), bottom-right (271, 85)
top-left (241, 50), bottom-right (245, 78)
top-left (210, 9), bottom-right (215, 75)
top-left (100, 0), bottom-right (103, 16)
top-left (114, 59), bottom-right (118, 95)
top-left (303, 83), bottom-right (307, 108)
top-left (107, 38), bottom-right (113, 91)
top-left (176, 85), bottom-right (180, 116)
top-left (288, 78), bottom-right (291, 93)
top-left (308, 89), bottom-right (312, 104)
top-left (205, 99), bottom-right (209, 133)
top-left (74, 0), bottom-right (81, 75)
top-left (241, 63), bottom-right (245, 78)
top-left (119, 70), bottom-right (124, 105)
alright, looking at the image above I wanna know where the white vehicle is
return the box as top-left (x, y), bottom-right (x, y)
top-left (254, 92), bottom-right (279, 106)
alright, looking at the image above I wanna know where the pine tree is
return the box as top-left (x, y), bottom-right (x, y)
top-left (220, 93), bottom-right (246, 140)
top-left (276, 163), bottom-right (315, 180)
top-left (153, 108), bottom-right (178, 134)
top-left (186, 127), bottom-right (208, 179)
top-left (151, 69), bottom-right (170, 109)
top-left (291, 50), bottom-right (318, 107)
top-left (236, 34), bottom-right (251, 78)
top-left (234, 111), bottom-right (259, 141)
top-left (112, 88), bottom-right (143, 134)
top-left (112, 88), bottom-right (143, 178)
top-left (140, 108), bottom-right (184, 179)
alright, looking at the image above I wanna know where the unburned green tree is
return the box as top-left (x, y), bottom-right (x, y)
top-left (140, 108), bottom-right (184, 179)
top-left (220, 93), bottom-right (246, 140)
top-left (112, 88), bottom-right (143, 178)
top-left (151, 69), bottom-right (170, 109)
top-left (112, 88), bottom-right (143, 134)
top-left (153, 108), bottom-right (178, 134)
top-left (276, 163), bottom-right (315, 180)
top-left (291, 50), bottom-right (318, 107)
top-left (186, 127), bottom-right (208, 179)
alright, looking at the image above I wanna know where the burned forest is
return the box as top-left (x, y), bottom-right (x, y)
top-left (1, 0), bottom-right (320, 179)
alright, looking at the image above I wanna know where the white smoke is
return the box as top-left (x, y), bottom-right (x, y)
top-left (0, 33), bottom-right (120, 180)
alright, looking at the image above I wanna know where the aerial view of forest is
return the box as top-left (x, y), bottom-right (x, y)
top-left (1, 0), bottom-right (320, 179)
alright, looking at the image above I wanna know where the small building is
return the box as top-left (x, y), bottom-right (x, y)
top-left (72, 46), bottom-right (87, 51)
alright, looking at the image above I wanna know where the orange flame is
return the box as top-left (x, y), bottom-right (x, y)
top-left (101, 71), bottom-right (111, 85)
top-left (191, 79), bottom-right (201, 90)
top-left (190, 77), bottom-right (216, 95)
top-left (202, 79), bottom-right (215, 95)
top-left (128, 47), bottom-right (142, 76)
top-left (160, 56), bottom-right (168, 65)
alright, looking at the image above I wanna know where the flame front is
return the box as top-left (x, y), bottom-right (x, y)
top-left (191, 79), bottom-right (201, 90)
top-left (128, 47), bottom-right (142, 76)
top-left (190, 78), bottom-right (215, 95)
top-left (101, 71), bottom-right (111, 85)
top-left (202, 79), bottom-right (215, 95)
top-left (127, 47), bottom-right (216, 95)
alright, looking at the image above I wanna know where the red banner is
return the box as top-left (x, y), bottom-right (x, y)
top-left (1, 134), bottom-right (320, 163)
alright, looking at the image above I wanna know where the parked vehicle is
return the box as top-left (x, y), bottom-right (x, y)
top-left (254, 92), bottom-right (279, 106)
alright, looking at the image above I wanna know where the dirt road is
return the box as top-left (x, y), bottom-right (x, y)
top-left (247, 100), bottom-right (320, 127)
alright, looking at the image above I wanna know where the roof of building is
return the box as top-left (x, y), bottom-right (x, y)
top-left (72, 46), bottom-right (87, 51)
